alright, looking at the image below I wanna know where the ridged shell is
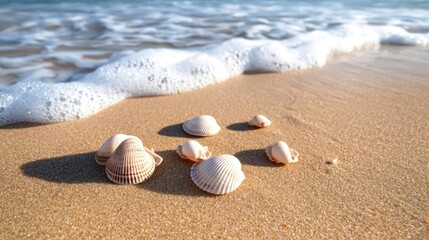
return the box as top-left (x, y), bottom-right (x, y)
top-left (176, 140), bottom-right (211, 163)
top-left (105, 138), bottom-right (163, 184)
top-left (95, 134), bottom-right (129, 165)
top-left (265, 141), bottom-right (299, 164)
top-left (248, 115), bottom-right (271, 128)
top-left (183, 115), bottom-right (221, 137)
top-left (190, 154), bottom-right (245, 195)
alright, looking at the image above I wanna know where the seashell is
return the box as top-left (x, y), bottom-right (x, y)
top-left (265, 141), bottom-right (299, 164)
top-left (183, 115), bottom-right (221, 137)
top-left (248, 114), bottom-right (271, 128)
top-left (190, 154), bottom-right (245, 195)
top-left (95, 134), bottom-right (130, 166)
top-left (176, 140), bottom-right (211, 163)
top-left (105, 137), bottom-right (163, 184)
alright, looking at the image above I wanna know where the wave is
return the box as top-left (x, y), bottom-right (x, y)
top-left (0, 24), bottom-right (428, 125)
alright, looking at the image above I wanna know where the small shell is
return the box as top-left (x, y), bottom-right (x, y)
top-left (248, 115), bottom-right (271, 128)
top-left (183, 115), bottom-right (221, 137)
top-left (190, 154), bottom-right (245, 195)
top-left (105, 137), bottom-right (163, 184)
top-left (265, 141), bottom-right (299, 164)
top-left (95, 134), bottom-right (129, 165)
top-left (176, 140), bottom-right (211, 162)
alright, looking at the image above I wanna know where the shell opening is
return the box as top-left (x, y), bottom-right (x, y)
top-left (265, 145), bottom-right (279, 163)
top-left (176, 145), bottom-right (185, 159)
top-left (144, 147), bottom-right (163, 166)
top-left (200, 147), bottom-right (212, 160)
top-left (290, 148), bottom-right (299, 163)
top-left (94, 155), bottom-right (109, 166)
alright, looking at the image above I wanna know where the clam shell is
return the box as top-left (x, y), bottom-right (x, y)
top-left (95, 134), bottom-right (129, 165)
top-left (105, 137), bottom-right (163, 184)
top-left (265, 141), bottom-right (299, 164)
top-left (190, 154), bottom-right (245, 195)
top-left (183, 115), bottom-right (221, 137)
top-left (248, 115), bottom-right (271, 128)
top-left (176, 140), bottom-right (211, 162)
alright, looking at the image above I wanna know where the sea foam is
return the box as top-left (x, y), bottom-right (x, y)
top-left (0, 25), bottom-right (428, 125)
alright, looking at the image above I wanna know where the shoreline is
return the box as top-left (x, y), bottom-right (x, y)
top-left (1, 47), bottom-right (428, 239)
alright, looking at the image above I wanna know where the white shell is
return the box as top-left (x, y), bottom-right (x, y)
top-left (176, 140), bottom-right (211, 163)
top-left (95, 134), bottom-right (129, 165)
top-left (183, 115), bottom-right (221, 136)
top-left (248, 115), bottom-right (271, 128)
top-left (105, 137), bottom-right (163, 184)
top-left (190, 154), bottom-right (245, 195)
top-left (265, 141), bottom-right (299, 164)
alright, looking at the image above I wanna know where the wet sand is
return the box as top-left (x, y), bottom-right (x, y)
top-left (0, 47), bottom-right (428, 239)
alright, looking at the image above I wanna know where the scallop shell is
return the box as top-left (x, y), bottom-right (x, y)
top-left (265, 141), bottom-right (299, 164)
top-left (190, 154), bottom-right (245, 195)
top-left (105, 137), bottom-right (163, 184)
top-left (183, 115), bottom-right (221, 137)
top-left (176, 140), bottom-right (211, 163)
top-left (248, 115), bottom-right (271, 128)
top-left (95, 134), bottom-right (130, 165)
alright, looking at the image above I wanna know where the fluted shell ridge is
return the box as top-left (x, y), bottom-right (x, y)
top-left (105, 138), bottom-right (156, 184)
top-left (190, 154), bottom-right (245, 195)
top-left (183, 115), bottom-right (221, 137)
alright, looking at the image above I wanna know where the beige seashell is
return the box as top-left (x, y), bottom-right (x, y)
top-left (95, 134), bottom-right (130, 165)
top-left (183, 115), bottom-right (221, 137)
top-left (176, 140), bottom-right (211, 163)
top-left (105, 137), bottom-right (163, 184)
top-left (190, 154), bottom-right (245, 195)
top-left (265, 141), bottom-right (299, 164)
top-left (248, 114), bottom-right (271, 128)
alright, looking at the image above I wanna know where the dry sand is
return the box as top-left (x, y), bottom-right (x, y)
top-left (1, 47), bottom-right (428, 239)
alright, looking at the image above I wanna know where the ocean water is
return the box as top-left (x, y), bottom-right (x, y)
top-left (0, 0), bottom-right (428, 125)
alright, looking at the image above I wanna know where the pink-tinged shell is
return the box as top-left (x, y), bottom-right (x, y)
top-left (183, 115), bottom-right (221, 137)
top-left (248, 115), bottom-right (271, 128)
top-left (95, 134), bottom-right (129, 165)
top-left (190, 154), bottom-right (245, 195)
top-left (265, 141), bottom-right (299, 164)
top-left (105, 138), bottom-right (163, 184)
top-left (176, 140), bottom-right (211, 163)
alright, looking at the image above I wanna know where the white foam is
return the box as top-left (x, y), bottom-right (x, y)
top-left (2, 0), bottom-right (429, 87)
top-left (0, 25), bottom-right (428, 125)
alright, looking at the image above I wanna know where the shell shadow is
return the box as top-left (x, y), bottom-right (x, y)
top-left (20, 151), bottom-right (109, 183)
top-left (226, 122), bottom-right (256, 131)
top-left (158, 123), bottom-right (198, 138)
top-left (234, 149), bottom-right (280, 167)
top-left (139, 150), bottom-right (210, 197)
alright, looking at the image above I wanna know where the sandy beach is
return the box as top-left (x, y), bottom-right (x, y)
top-left (0, 47), bottom-right (428, 239)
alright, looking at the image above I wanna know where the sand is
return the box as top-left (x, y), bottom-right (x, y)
top-left (1, 47), bottom-right (428, 239)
